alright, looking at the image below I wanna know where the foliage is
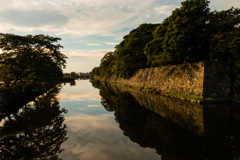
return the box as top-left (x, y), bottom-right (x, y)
top-left (145, 0), bottom-right (211, 67)
top-left (112, 23), bottom-right (159, 78)
top-left (99, 52), bottom-right (114, 78)
top-left (208, 7), bottom-right (240, 61)
top-left (91, 67), bottom-right (100, 76)
top-left (0, 33), bottom-right (67, 90)
top-left (69, 71), bottom-right (76, 79)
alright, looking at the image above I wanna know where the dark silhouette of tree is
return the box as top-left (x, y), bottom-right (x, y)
top-left (0, 34), bottom-right (67, 90)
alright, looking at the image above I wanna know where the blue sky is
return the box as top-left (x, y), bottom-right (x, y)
top-left (0, 0), bottom-right (239, 73)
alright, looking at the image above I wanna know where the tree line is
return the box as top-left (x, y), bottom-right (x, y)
top-left (91, 0), bottom-right (240, 79)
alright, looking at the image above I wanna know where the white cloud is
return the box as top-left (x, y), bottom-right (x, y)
top-left (154, 5), bottom-right (178, 15)
top-left (0, 0), bottom-right (166, 37)
top-left (87, 43), bottom-right (102, 46)
top-left (105, 42), bottom-right (118, 45)
top-left (61, 48), bottom-right (114, 58)
top-left (98, 34), bottom-right (116, 37)
top-left (0, 0), bottom-right (238, 38)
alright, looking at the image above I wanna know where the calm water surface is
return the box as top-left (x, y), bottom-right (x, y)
top-left (58, 80), bottom-right (160, 160)
top-left (1, 79), bottom-right (240, 160)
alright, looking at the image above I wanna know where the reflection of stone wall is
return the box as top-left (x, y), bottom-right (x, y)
top-left (94, 61), bottom-right (240, 97)
top-left (103, 82), bottom-right (204, 136)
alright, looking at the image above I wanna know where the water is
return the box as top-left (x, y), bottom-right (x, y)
top-left (58, 80), bottom-right (160, 160)
top-left (1, 79), bottom-right (240, 160)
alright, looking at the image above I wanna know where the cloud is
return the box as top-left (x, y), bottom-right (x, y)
top-left (87, 43), bottom-right (102, 46)
top-left (154, 5), bottom-right (178, 15)
top-left (0, 0), bottom-right (171, 37)
top-left (0, 0), bottom-right (238, 38)
top-left (105, 42), bottom-right (118, 45)
top-left (61, 48), bottom-right (114, 58)
top-left (97, 34), bottom-right (116, 37)
top-left (0, 10), bottom-right (69, 27)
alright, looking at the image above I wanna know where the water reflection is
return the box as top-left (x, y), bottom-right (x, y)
top-left (91, 81), bottom-right (240, 160)
top-left (58, 80), bottom-right (161, 160)
top-left (0, 85), bottom-right (68, 160)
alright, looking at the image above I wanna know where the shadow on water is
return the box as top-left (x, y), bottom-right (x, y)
top-left (0, 85), bottom-right (68, 160)
top-left (91, 80), bottom-right (240, 160)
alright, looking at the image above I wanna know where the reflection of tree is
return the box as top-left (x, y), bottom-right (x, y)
top-left (90, 80), bottom-right (101, 89)
top-left (91, 81), bottom-right (240, 160)
top-left (69, 81), bottom-right (76, 87)
top-left (0, 85), bottom-right (68, 160)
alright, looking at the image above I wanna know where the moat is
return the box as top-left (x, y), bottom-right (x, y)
top-left (1, 79), bottom-right (240, 160)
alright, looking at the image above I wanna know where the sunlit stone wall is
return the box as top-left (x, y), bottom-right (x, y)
top-left (94, 61), bottom-right (240, 97)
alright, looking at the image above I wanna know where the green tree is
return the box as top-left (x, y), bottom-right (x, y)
top-left (145, 0), bottom-right (210, 67)
top-left (69, 71), bottom-right (76, 79)
top-left (0, 34), bottom-right (67, 90)
top-left (144, 19), bottom-right (170, 67)
top-left (91, 67), bottom-right (100, 76)
top-left (208, 7), bottom-right (240, 61)
top-left (112, 23), bottom-right (159, 78)
top-left (99, 52), bottom-right (114, 78)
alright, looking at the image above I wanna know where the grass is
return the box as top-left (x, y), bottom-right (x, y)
top-left (161, 91), bottom-right (240, 102)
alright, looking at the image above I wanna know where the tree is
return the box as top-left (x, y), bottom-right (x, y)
top-left (99, 52), bottom-right (114, 78)
top-left (69, 71), bottom-right (76, 79)
top-left (112, 23), bottom-right (159, 78)
top-left (91, 67), bottom-right (100, 76)
top-left (208, 7), bottom-right (240, 61)
top-left (144, 19), bottom-right (170, 67)
top-left (0, 34), bottom-right (67, 90)
top-left (145, 0), bottom-right (211, 67)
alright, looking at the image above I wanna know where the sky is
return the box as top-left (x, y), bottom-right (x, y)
top-left (0, 0), bottom-right (239, 73)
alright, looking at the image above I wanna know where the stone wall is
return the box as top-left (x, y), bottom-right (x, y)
top-left (94, 61), bottom-right (240, 97)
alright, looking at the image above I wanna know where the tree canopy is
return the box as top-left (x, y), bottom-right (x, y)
top-left (145, 0), bottom-right (211, 67)
top-left (0, 34), bottom-right (67, 90)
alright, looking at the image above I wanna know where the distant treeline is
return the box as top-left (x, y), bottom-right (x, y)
top-left (91, 0), bottom-right (240, 79)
